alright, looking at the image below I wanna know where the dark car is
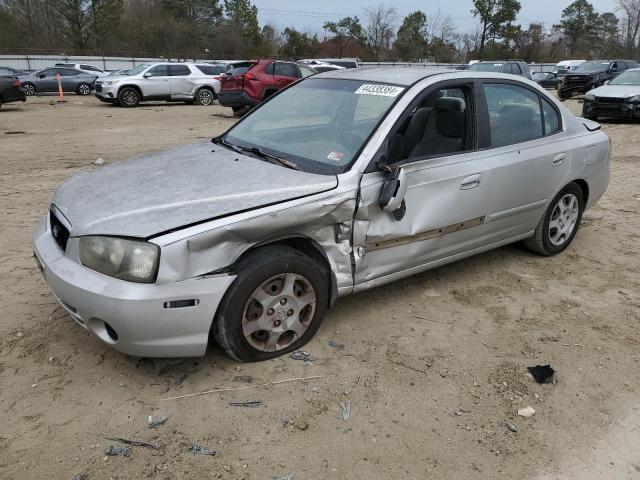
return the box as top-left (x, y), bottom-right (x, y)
top-left (218, 60), bottom-right (316, 115)
top-left (0, 75), bottom-right (26, 108)
top-left (532, 71), bottom-right (561, 89)
top-left (559, 59), bottom-right (639, 100)
top-left (19, 67), bottom-right (98, 96)
top-left (467, 60), bottom-right (533, 80)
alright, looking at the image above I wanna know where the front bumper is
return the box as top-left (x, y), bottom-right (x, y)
top-left (95, 83), bottom-right (118, 100)
top-left (559, 80), bottom-right (597, 98)
top-left (218, 90), bottom-right (259, 108)
top-left (583, 99), bottom-right (640, 119)
top-left (32, 216), bottom-right (236, 357)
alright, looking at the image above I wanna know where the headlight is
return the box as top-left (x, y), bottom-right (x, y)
top-left (629, 95), bottom-right (640, 102)
top-left (79, 236), bottom-right (159, 283)
top-left (101, 80), bottom-right (118, 86)
top-left (584, 94), bottom-right (595, 101)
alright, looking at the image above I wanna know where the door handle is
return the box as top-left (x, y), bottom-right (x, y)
top-left (461, 174), bottom-right (482, 190)
top-left (552, 153), bottom-right (566, 166)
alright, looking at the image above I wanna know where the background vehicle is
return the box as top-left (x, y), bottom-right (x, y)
top-left (582, 67), bottom-right (640, 120)
top-left (19, 67), bottom-right (97, 96)
top-left (0, 74), bottom-right (26, 108)
top-left (559, 59), bottom-right (639, 99)
top-left (303, 58), bottom-right (359, 69)
top-left (94, 62), bottom-right (221, 107)
top-left (218, 60), bottom-right (316, 114)
top-left (533, 71), bottom-right (561, 89)
top-left (467, 60), bottom-right (533, 79)
top-left (552, 60), bottom-right (585, 78)
top-left (55, 63), bottom-right (108, 77)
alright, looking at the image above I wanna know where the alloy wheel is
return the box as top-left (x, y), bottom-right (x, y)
top-left (242, 273), bottom-right (316, 352)
top-left (548, 193), bottom-right (580, 246)
top-left (23, 83), bottom-right (35, 95)
top-left (78, 83), bottom-right (91, 95)
top-left (197, 89), bottom-right (213, 105)
top-left (121, 90), bottom-right (138, 106)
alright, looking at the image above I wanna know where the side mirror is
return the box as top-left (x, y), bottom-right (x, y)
top-left (143, 73), bottom-right (152, 78)
top-left (38, 74), bottom-right (46, 78)
top-left (379, 166), bottom-right (408, 219)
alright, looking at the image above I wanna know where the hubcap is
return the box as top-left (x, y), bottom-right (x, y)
top-left (79, 84), bottom-right (90, 95)
top-left (548, 193), bottom-right (579, 246)
top-left (198, 90), bottom-right (213, 105)
top-left (24, 84), bottom-right (35, 95)
top-left (242, 273), bottom-right (316, 352)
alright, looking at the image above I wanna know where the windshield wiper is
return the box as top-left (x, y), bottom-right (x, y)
top-left (242, 146), bottom-right (301, 171)
top-left (211, 136), bottom-right (244, 154)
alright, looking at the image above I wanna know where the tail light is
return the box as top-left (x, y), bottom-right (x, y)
top-left (243, 73), bottom-right (255, 81)
top-left (13, 79), bottom-right (21, 87)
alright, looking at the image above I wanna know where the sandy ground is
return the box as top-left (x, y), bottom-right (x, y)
top-left (0, 93), bottom-right (639, 480)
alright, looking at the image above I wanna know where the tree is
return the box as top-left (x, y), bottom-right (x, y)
top-left (471, 0), bottom-right (521, 58)
top-left (618, 0), bottom-right (640, 56)
top-left (161, 0), bottom-right (222, 24)
top-left (554, 0), bottom-right (599, 55)
top-left (596, 12), bottom-right (620, 55)
top-left (223, 0), bottom-right (260, 56)
top-left (363, 4), bottom-right (397, 61)
top-left (395, 11), bottom-right (428, 61)
top-left (280, 27), bottom-right (318, 59)
top-left (513, 23), bottom-right (545, 62)
top-left (323, 16), bottom-right (364, 58)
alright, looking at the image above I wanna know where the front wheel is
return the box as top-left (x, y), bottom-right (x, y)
top-left (524, 183), bottom-right (584, 256)
top-left (118, 87), bottom-right (140, 107)
top-left (76, 83), bottom-right (92, 95)
top-left (213, 246), bottom-right (329, 362)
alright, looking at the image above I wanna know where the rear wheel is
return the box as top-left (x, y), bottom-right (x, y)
top-left (22, 82), bottom-right (35, 96)
top-left (118, 87), bottom-right (140, 107)
top-left (524, 183), bottom-right (584, 256)
top-left (195, 88), bottom-right (215, 106)
top-left (213, 246), bottom-right (329, 362)
top-left (76, 83), bottom-right (91, 95)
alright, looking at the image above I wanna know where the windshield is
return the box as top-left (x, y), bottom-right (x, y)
top-left (576, 61), bottom-right (610, 72)
top-left (224, 78), bottom-right (404, 174)
top-left (532, 72), bottom-right (547, 79)
top-left (468, 63), bottom-right (503, 72)
top-left (610, 70), bottom-right (640, 85)
top-left (124, 64), bottom-right (149, 76)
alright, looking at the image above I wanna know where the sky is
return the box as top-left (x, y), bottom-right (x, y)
top-left (253, 0), bottom-right (620, 36)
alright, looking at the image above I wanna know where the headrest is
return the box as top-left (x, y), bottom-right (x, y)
top-left (436, 111), bottom-right (465, 138)
top-left (435, 97), bottom-right (465, 112)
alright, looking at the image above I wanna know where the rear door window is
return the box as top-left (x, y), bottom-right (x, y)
top-left (512, 63), bottom-right (522, 75)
top-left (195, 65), bottom-right (224, 75)
top-left (168, 64), bottom-right (191, 76)
top-left (542, 98), bottom-right (561, 135)
top-left (81, 65), bottom-right (101, 72)
top-left (483, 83), bottom-right (544, 147)
top-left (275, 62), bottom-right (300, 78)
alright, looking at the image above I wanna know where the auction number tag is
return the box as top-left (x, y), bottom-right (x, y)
top-left (355, 84), bottom-right (404, 97)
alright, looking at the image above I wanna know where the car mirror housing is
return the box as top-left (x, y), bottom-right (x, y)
top-left (143, 73), bottom-right (152, 78)
top-left (379, 166), bottom-right (408, 217)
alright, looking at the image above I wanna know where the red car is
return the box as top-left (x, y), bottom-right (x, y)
top-left (219, 60), bottom-right (316, 114)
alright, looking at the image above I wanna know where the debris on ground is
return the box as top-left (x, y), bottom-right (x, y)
top-left (341, 400), bottom-right (351, 421)
top-left (272, 474), bottom-right (295, 480)
top-left (506, 420), bottom-right (518, 433)
top-left (189, 444), bottom-right (218, 456)
top-left (104, 437), bottom-right (158, 449)
top-left (232, 375), bottom-right (253, 383)
top-left (93, 157), bottom-right (105, 165)
top-left (290, 351), bottom-right (313, 361)
top-left (517, 406), bottom-right (536, 418)
top-left (293, 420), bottom-right (309, 431)
top-left (72, 474), bottom-right (88, 480)
top-left (148, 413), bottom-right (172, 428)
top-left (328, 340), bottom-right (345, 350)
top-left (229, 400), bottom-right (262, 408)
top-left (527, 365), bottom-right (555, 384)
top-left (4, 131), bottom-right (27, 135)
top-left (105, 445), bottom-right (132, 457)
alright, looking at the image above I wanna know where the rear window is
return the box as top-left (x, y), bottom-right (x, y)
top-left (229, 62), bottom-right (256, 76)
top-left (195, 65), bottom-right (225, 75)
top-left (168, 64), bottom-right (191, 76)
top-left (469, 63), bottom-right (504, 73)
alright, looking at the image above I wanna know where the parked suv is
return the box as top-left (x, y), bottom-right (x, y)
top-left (467, 60), bottom-right (533, 79)
top-left (94, 63), bottom-right (221, 107)
top-left (559, 59), bottom-right (639, 99)
top-left (218, 60), bottom-right (316, 115)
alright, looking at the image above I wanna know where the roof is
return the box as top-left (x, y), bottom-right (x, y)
top-left (313, 67), bottom-right (450, 86)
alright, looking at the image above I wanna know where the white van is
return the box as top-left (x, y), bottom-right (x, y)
top-left (553, 60), bottom-right (586, 75)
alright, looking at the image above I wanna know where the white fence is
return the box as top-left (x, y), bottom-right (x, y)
top-left (0, 54), bottom-right (557, 73)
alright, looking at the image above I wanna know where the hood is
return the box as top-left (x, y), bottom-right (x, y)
top-left (588, 84), bottom-right (640, 98)
top-left (566, 70), bottom-right (606, 77)
top-left (52, 142), bottom-right (338, 238)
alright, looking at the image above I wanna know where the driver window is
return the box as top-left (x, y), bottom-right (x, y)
top-left (386, 85), bottom-right (473, 165)
top-left (147, 65), bottom-right (168, 77)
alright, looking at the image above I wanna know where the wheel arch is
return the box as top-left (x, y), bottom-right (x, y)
top-left (231, 235), bottom-right (338, 308)
top-left (117, 84), bottom-right (143, 98)
top-left (570, 178), bottom-right (590, 205)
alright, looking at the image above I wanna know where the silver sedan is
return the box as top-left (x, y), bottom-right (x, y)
top-left (19, 67), bottom-right (98, 96)
top-left (33, 68), bottom-right (610, 361)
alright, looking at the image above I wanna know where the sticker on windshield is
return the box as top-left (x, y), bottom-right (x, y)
top-left (327, 151), bottom-right (344, 161)
top-left (355, 84), bottom-right (404, 97)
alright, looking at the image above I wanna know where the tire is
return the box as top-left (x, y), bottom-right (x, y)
top-left (194, 88), bottom-right (215, 106)
top-left (232, 106), bottom-right (249, 117)
top-left (118, 87), bottom-right (140, 107)
top-left (213, 246), bottom-right (329, 362)
top-left (524, 183), bottom-right (584, 256)
top-left (263, 89), bottom-right (277, 100)
top-left (76, 83), bottom-right (91, 95)
top-left (22, 82), bottom-right (36, 96)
